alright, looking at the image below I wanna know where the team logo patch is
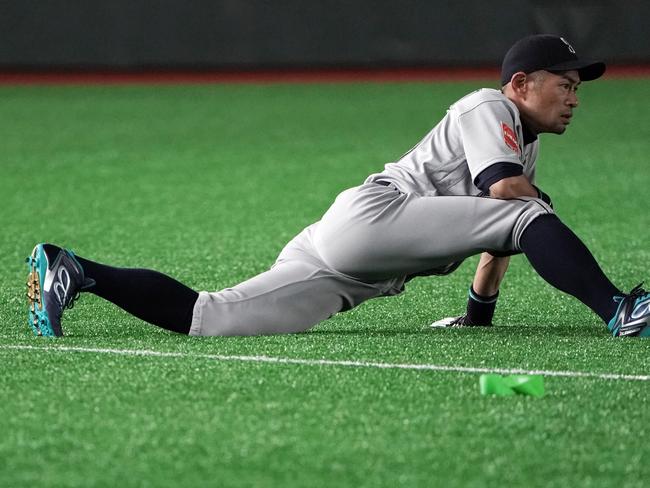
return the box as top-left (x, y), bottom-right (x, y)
top-left (560, 37), bottom-right (576, 54)
top-left (501, 122), bottom-right (519, 154)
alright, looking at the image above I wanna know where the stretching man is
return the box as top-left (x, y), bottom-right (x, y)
top-left (25, 35), bottom-right (650, 338)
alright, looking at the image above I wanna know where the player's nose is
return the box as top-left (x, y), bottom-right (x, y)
top-left (567, 91), bottom-right (579, 108)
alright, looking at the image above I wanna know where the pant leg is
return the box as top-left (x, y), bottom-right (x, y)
top-left (313, 183), bottom-right (553, 282)
top-left (189, 225), bottom-right (399, 336)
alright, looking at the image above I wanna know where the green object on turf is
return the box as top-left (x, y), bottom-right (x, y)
top-left (480, 374), bottom-right (516, 396)
top-left (504, 374), bottom-right (545, 397)
top-left (480, 374), bottom-right (545, 397)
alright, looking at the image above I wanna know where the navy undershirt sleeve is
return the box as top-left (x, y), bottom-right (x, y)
top-left (474, 162), bottom-right (523, 193)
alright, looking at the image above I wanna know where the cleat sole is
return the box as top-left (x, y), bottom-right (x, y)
top-left (25, 245), bottom-right (58, 337)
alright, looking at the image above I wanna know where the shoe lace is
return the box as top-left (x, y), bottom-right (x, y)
top-left (61, 275), bottom-right (94, 311)
top-left (628, 282), bottom-right (647, 300)
top-left (450, 315), bottom-right (468, 326)
top-left (65, 291), bottom-right (82, 310)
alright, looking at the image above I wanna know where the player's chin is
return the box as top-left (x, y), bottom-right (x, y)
top-left (550, 123), bottom-right (568, 135)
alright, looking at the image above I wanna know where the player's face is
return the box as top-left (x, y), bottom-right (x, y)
top-left (522, 70), bottom-right (581, 135)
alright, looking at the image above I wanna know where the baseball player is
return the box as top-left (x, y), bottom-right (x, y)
top-left (25, 35), bottom-right (650, 338)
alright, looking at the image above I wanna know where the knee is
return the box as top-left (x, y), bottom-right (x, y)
top-left (512, 198), bottom-right (555, 250)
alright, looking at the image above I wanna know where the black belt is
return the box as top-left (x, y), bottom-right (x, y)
top-left (374, 180), bottom-right (402, 193)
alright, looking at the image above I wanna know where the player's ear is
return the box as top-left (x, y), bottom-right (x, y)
top-left (510, 72), bottom-right (528, 93)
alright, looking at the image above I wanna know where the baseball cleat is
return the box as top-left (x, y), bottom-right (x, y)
top-left (607, 283), bottom-right (650, 338)
top-left (430, 314), bottom-right (492, 328)
top-left (25, 243), bottom-right (95, 337)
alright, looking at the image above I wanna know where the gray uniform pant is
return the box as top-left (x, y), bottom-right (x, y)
top-left (189, 183), bottom-right (553, 336)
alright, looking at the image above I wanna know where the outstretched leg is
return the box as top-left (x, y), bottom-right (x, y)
top-left (189, 256), bottom-right (389, 336)
top-left (26, 243), bottom-right (198, 336)
top-left (25, 235), bottom-right (392, 337)
top-left (75, 256), bottom-right (198, 334)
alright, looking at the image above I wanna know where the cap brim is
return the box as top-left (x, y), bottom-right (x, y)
top-left (547, 59), bottom-right (606, 81)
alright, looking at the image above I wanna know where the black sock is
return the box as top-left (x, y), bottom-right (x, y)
top-left (76, 256), bottom-right (198, 334)
top-left (465, 286), bottom-right (498, 325)
top-left (519, 215), bottom-right (621, 323)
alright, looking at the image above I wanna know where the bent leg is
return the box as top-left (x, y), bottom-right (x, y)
top-left (520, 214), bottom-right (621, 322)
top-left (314, 183), bottom-right (622, 325)
top-left (314, 184), bottom-right (552, 281)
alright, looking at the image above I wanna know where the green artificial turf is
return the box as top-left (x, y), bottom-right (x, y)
top-left (1, 80), bottom-right (649, 487)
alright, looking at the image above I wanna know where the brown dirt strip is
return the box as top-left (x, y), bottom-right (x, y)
top-left (0, 66), bottom-right (648, 85)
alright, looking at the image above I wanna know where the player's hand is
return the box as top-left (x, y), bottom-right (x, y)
top-left (489, 175), bottom-right (538, 199)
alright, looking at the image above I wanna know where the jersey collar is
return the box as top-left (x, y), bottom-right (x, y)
top-left (522, 122), bottom-right (538, 146)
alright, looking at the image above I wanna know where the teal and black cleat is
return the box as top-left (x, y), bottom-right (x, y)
top-left (608, 283), bottom-right (650, 338)
top-left (25, 243), bottom-right (95, 337)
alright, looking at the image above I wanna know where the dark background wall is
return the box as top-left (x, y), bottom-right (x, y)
top-left (1, 0), bottom-right (648, 70)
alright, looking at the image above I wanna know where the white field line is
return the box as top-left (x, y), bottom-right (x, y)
top-left (2, 343), bottom-right (650, 382)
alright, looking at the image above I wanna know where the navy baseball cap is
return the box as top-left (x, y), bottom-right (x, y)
top-left (501, 34), bottom-right (606, 86)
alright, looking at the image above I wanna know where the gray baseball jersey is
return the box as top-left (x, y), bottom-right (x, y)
top-left (189, 88), bottom-right (553, 336)
top-left (366, 88), bottom-right (539, 196)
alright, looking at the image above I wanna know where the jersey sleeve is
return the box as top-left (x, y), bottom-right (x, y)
top-left (473, 162), bottom-right (524, 192)
top-left (457, 101), bottom-right (523, 183)
top-left (523, 141), bottom-right (539, 185)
